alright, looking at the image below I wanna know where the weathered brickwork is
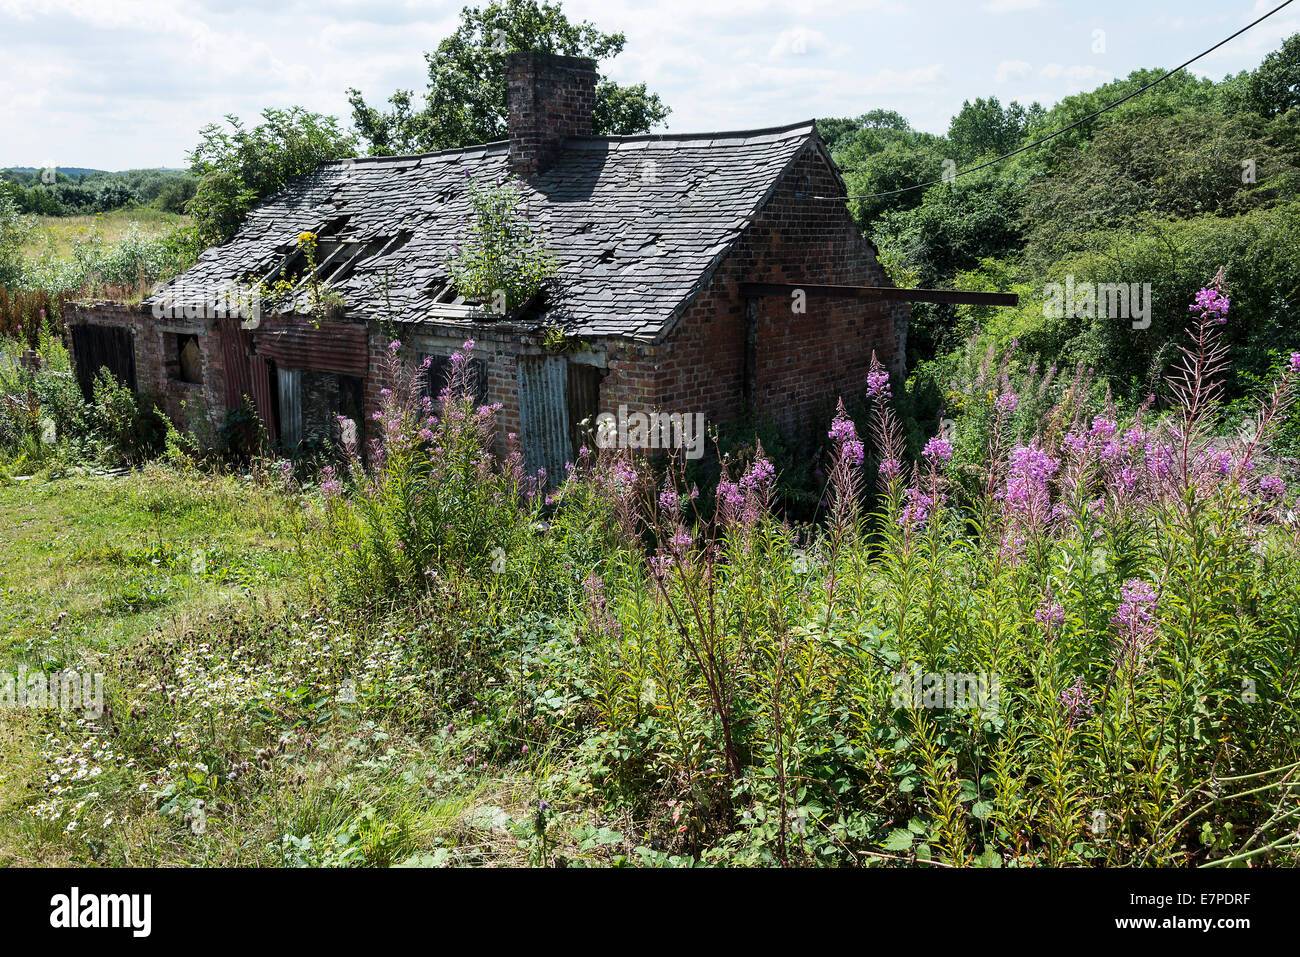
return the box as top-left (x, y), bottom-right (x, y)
top-left (64, 301), bottom-right (227, 426)
top-left (655, 144), bottom-right (908, 436)
top-left (507, 51), bottom-right (598, 178)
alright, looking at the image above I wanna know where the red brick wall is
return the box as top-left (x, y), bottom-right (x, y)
top-left (654, 142), bottom-right (908, 434)
top-left (507, 51), bottom-right (598, 178)
top-left (64, 301), bottom-right (226, 427)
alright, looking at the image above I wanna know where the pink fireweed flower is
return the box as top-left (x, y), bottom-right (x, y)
top-left (1059, 676), bottom-right (1094, 728)
top-left (388, 339), bottom-right (402, 353)
top-left (741, 457), bottom-right (776, 496)
top-left (1144, 439), bottom-right (1174, 480)
top-left (1291, 353), bottom-right (1300, 375)
top-left (994, 392), bottom-right (1018, 413)
top-left (1259, 475), bottom-right (1287, 501)
top-left (878, 458), bottom-right (901, 480)
top-left (922, 436), bottom-right (953, 466)
top-left (900, 486), bottom-right (943, 529)
top-left (866, 368), bottom-right (891, 400)
top-left (1190, 287), bottom-right (1230, 323)
top-left (319, 465), bottom-right (341, 499)
top-left (1036, 600), bottom-right (1065, 627)
top-left (829, 407), bottom-right (865, 467)
top-left (583, 574), bottom-right (620, 637)
top-left (658, 484), bottom-right (679, 516)
top-left (1112, 579), bottom-right (1160, 671)
top-left (1002, 443), bottom-right (1059, 526)
top-left (718, 451), bottom-right (776, 528)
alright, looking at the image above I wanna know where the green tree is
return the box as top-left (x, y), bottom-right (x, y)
top-left (946, 96), bottom-right (1033, 163)
top-left (187, 107), bottom-right (358, 247)
top-left (0, 190), bottom-right (32, 289)
top-left (1246, 32), bottom-right (1300, 118)
top-left (347, 0), bottom-right (670, 156)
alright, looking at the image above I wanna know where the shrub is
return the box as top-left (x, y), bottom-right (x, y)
top-left (445, 177), bottom-right (558, 312)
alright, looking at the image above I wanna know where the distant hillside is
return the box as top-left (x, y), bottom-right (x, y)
top-left (1, 167), bottom-right (196, 217)
top-left (4, 166), bottom-right (186, 176)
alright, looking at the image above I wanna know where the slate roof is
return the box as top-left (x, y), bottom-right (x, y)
top-left (154, 121), bottom-right (823, 342)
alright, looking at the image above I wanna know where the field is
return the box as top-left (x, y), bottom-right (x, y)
top-left (19, 208), bottom-right (191, 261)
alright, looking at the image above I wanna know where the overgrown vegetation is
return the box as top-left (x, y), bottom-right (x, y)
top-left (4, 282), bottom-right (1300, 867)
top-left (819, 40), bottom-right (1300, 437)
top-left (446, 177), bottom-right (559, 311)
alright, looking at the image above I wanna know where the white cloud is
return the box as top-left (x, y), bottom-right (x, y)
top-left (994, 59), bottom-right (1033, 83)
top-left (0, 0), bottom-right (1294, 169)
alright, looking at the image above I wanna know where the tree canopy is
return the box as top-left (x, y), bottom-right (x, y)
top-left (346, 0), bottom-right (670, 156)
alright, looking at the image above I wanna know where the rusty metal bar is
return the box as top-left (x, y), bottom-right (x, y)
top-left (739, 282), bottom-right (1018, 307)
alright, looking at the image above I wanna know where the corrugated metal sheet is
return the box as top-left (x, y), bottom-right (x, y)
top-left (249, 355), bottom-right (277, 445)
top-left (517, 356), bottom-right (570, 486)
top-left (277, 367), bottom-right (302, 450)
top-left (217, 317), bottom-right (253, 408)
top-left (253, 317), bottom-right (368, 377)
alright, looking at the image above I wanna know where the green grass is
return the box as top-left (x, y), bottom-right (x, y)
top-left (0, 466), bottom-right (295, 659)
top-left (19, 207), bottom-right (191, 260)
top-left (0, 467), bottom-right (617, 867)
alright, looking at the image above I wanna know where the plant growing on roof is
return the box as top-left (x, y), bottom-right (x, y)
top-left (446, 176), bottom-right (558, 314)
top-left (259, 230), bottom-right (346, 327)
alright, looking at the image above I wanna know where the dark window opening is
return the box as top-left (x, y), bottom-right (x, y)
top-left (168, 333), bottom-right (202, 384)
top-left (421, 352), bottom-right (488, 407)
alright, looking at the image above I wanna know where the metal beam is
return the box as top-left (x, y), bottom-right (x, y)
top-left (739, 282), bottom-right (1018, 307)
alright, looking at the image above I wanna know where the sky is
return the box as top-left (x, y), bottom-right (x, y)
top-left (0, 0), bottom-right (1297, 171)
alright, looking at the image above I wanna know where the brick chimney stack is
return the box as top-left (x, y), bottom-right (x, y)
top-left (506, 51), bottom-right (598, 177)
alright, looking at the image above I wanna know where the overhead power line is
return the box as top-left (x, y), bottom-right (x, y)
top-left (816, 0), bottom-right (1297, 201)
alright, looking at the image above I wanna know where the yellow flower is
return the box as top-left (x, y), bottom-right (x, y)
top-left (297, 231), bottom-right (318, 245)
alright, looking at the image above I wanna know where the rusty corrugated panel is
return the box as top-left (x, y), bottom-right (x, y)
top-left (517, 355), bottom-right (570, 486)
top-left (217, 317), bottom-right (253, 408)
top-left (253, 316), bottom-right (368, 377)
top-left (248, 355), bottom-right (277, 446)
top-left (566, 363), bottom-right (602, 458)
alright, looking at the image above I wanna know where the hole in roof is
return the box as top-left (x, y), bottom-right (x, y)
top-left (597, 250), bottom-right (615, 264)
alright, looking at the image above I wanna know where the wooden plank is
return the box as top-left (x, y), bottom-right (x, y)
top-left (739, 282), bottom-right (1018, 307)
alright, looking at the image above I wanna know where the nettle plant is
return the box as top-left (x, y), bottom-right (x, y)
top-left (446, 175), bottom-right (558, 314)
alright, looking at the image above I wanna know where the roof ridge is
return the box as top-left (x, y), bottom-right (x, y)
top-left (568, 119), bottom-right (816, 145)
top-left (322, 119), bottom-right (817, 165)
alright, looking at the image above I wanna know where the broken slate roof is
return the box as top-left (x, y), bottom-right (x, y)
top-left (153, 121), bottom-right (822, 342)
